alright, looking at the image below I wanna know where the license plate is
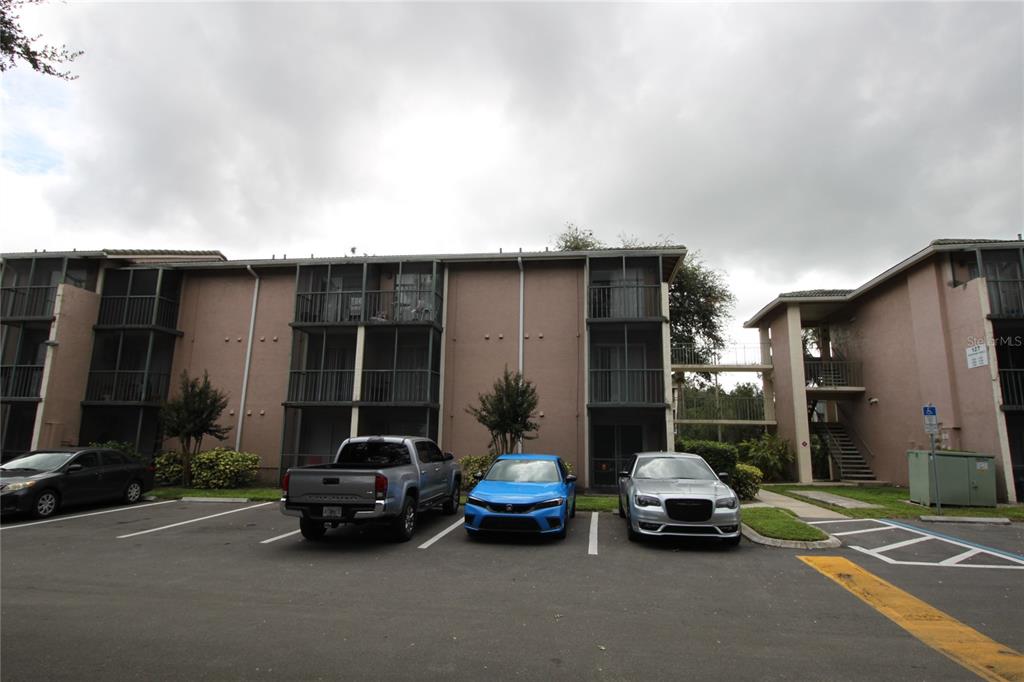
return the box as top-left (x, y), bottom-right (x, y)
top-left (322, 506), bottom-right (344, 518)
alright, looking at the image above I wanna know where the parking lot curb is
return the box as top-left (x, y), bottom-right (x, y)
top-left (918, 515), bottom-right (1012, 525)
top-left (180, 496), bottom-right (251, 503)
top-left (741, 523), bottom-right (842, 549)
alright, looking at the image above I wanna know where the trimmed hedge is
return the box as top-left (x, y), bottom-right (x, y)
top-left (732, 463), bottom-right (763, 501)
top-left (675, 438), bottom-right (739, 475)
top-left (191, 448), bottom-right (260, 489)
top-left (738, 433), bottom-right (794, 482)
top-left (154, 451), bottom-right (183, 486)
top-left (458, 454), bottom-right (495, 491)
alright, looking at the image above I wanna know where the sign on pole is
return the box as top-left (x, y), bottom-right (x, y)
top-left (923, 404), bottom-right (942, 514)
top-left (922, 404), bottom-right (939, 435)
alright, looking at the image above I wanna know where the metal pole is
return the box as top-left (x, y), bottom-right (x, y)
top-left (929, 432), bottom-right (942, 515)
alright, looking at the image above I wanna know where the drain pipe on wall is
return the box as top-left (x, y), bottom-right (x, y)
top-left (517, 256), bottom-right (524, 453)
top-left (236, 265), bottom-right (260, 451)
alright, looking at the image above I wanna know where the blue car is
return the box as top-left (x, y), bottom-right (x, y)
top-left (464, 454), bottom-right (577, 539)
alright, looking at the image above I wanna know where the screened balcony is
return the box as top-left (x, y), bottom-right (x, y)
top-left (588, 284), bottom-right (661, 320)
top-left (589, 369), bottom-right (664, 405)
top-left (1000, 369), bottom-right (1024, 409)
top-left (97, 269), bottom-right (182, 330)
top-left (361, 369), bottom-right (440, 404)
top-left (0, 286), bottom-right (57, 320)
top-left (85, 370), bottom-right (170, 403)
top-left (987, 280), bottom-right (1024, 317)
top-left (0, 365), bottom-right (44, 399)
top-left (287, 369), bottom-right (356, 403)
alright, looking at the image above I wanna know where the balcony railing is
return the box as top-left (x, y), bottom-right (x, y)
top-left (987, 280), bottom-right (1024, 317)
top-left (294, 290), bottom-right (442, 324)
top-left (589, 369), bottom-right (664, 404)
top-left (804, 360), bottom-right (863, 388)
top-left (588, 284), bottom-right (661, 319)
top-left (1, 285), bottom-right (57, 319)
top-left (360, 369), bottom-right (440, 403)
top-left (999, 369), bottom-right (1024, 408)
top-left (672, 343), bottom-right (771, 367)
top-left (676, 392), bottom-right (766, 422)
top-left (287, 369), bottom-right (356, 402)
top-left (0, 365), bottom-right (44, 399)
top-left (85, 371), bottom-right (170, 403)
top-left (97, 295), bottom-right (179, 329)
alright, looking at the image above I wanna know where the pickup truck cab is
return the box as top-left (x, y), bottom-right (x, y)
top-left (280, 436), bottom-right (461, 542)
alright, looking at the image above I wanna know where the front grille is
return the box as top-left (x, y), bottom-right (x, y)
top-left (480, 516), bottom-right (541, 532)
top-left (660, 525), bottom-right (719, 535)
top-left (664, 498), bottom-right (713, 522)
top-left (484, 501), bottom-right (534, 514)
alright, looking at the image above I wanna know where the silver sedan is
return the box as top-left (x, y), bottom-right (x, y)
top-left (618, 452), bottom-right (741, 545)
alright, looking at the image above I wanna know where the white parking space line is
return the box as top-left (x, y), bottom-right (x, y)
top-left (0, 500), bottom-right (178, 531)
top-left (260, 529), bottom-right (301, 545)
top-left (833, 526), bottom-right (902, 537)
top-left (418, 518), bottom-right (464, 549)
top-left (588, 512), bottom-right (599, 556)
top-left (871, 535), bottom-right (934, 553)
top-left (807, 519), bottom-right (884, 525)
top-left (940, 548), bottom-right (982, 566)
top-left (116, 502), bottom-right (273, 539)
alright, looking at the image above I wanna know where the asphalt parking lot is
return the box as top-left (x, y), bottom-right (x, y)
top-left (2, 501), bottom-right (1022, 681)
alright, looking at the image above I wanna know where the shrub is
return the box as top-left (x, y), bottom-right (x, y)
top-left (88, 440), bottom-right (144, 461)
top-left (190, 448), bottom-right (260, 489)
top-left (739, 433), bottom-right (794, 482)
top-left (731, 463), bottom-right (763, 501)
top-left (458, 454), bottom-right (495, 491)
top-left (675, 438), bottom-right (739, 475)
top-left (154, 451), bottom-right (184, 486)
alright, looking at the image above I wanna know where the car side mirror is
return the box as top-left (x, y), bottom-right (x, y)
top-left (443, 452), bottom-right (454, 461)
top-left (66, 463), bottom-right (83, 473)
top-left (618, 470), bottom-right (630, 478)
top-left (565, 474), bottom-right (577, 483)
top-left (473, 471), bottom-right (484, 481)
top-left (718, 472), bottom-right (731, 484)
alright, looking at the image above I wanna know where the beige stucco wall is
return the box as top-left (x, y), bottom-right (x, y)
top-left (767, 308), bottom-right (800, 477)
top-left (169, 267), bottom-right (294, 481)
top-left (441, 260), bottom-right (586, 472)
top-left (33, 284), bottom-right (99, 448)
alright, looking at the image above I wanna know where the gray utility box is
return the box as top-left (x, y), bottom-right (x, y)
top-left (907, 450), bottom-right (997, 507)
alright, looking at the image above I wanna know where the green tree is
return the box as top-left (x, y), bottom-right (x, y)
top-left (466, 367), bottom-right (539, 455)
top-left (160, 371), bottom-right (231, 487)
top-left (669, 251), bottom-right (735, 354)
top-left (554, 222), bottom-right (603, 251)
top-left (1, 0), bottom-right (83, 79)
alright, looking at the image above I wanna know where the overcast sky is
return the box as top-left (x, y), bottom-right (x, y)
top-left (1, 1), bottom-right (1021, 340)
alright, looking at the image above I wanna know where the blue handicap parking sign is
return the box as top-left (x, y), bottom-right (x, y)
top-left (923, 405), bottom-right (937, 416)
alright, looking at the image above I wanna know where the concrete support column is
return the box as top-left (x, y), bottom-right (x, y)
top-left (759, 327), bottom-right (776, 423)
top-left (786, 304), bottom-right (813, 482)
top-left (350, 325), bottom-right (366, 437)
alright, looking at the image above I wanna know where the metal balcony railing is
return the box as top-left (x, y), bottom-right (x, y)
top-left (675, 392), bottom-right (766, 421)
top-left (360, 370), bottom-right (440, 403)
top-left (294, 290), bottom-right (442, 324)
top-left (85, 371), bottom-right (170, 403)
top-left (589, 369), bottom-right (664, 404)
top-left (0, 286), bottom-right (57, 319)
top-left (804, 360), bottom-right (863, 388)
top-left (987, 280), bottom-right (1024, 317)
top-left (999, 369), bottom-right (1024, 408)
top-left (672, 343), bottom-right (771, 367)
top-left (97, 295), bottom-right (179, 329)
top-left (588, 284), bottom-right (661, 319)
top-left (287, 369), bottom-right (356, 402)
top-left (0, 365), bottom-right (44, 398)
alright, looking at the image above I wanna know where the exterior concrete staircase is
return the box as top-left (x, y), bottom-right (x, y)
top-left (810, 422), bottom-right (876, 482)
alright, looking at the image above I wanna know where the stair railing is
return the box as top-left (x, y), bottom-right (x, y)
top-left (811, 423), bottom-right (847, 480)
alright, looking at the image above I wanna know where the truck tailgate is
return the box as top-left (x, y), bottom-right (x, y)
top-left (288, 468), bottom-right (378, 504)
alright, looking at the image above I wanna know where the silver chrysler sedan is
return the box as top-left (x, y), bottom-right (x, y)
top-left (618, 452), bottom-right (741, 546)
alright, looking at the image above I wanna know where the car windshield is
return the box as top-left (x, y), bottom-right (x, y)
top-left (485, 459), bottom-right (560, 483)
top-left (0, 451), bottom-right (75, 473)
top-left (633, 457), bottom-right (716, 480)
top-left (334, 441), bottom-right (411, 468)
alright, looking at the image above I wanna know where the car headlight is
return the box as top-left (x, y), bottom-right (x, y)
top-left (635, 494), bottom-right (662, 507)
top-left (3, 481), bottom-right (36, 493)
top-left (466, 496), bottom-right (487, 508)
top-left (532, 497), bottom-right (564, 510)
top-left (715, 496), bottom-right (738, 509)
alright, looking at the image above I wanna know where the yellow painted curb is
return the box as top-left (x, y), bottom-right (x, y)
top-left (799, 556), bottom-right (1023, 682)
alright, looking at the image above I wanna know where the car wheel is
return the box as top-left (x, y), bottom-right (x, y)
top-left (465, 527), bottom-right (480, 539)
top-left (392, 496), bottom-right (417, 542)
top-left (123, 480), bottom-right (143, 505)
top-left (625, 506), bottom-right (639, 542)
top-left (618, 497), bottom-right (626, 518)
top-left (442, 481), bottom-right (461, 515)
top-left (299, 517), bottom-right (327, 541)
top-left (33, 490), bottom-right (60, 519)
top-left (569, 493), bottom-right (576, 519)
top-left (724, 533), bottom-right (742, 547)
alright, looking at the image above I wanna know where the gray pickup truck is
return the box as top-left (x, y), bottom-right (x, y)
top-left (280, 436), bottom-right (461, 542)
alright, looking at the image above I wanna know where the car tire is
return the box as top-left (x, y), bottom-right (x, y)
top-left (33, 490), bottom-right (60, 519)
top-left (627, 521), bottom-right (639, 542)
top-left (465, 527), bottom-right (480, 540)
top-left (391, 496), bottom-right (417, 542)
top-left (442, 480), bottom-right (461, 515)
top-left (724, 533), bottom-right (742, 547)
top-left (618, 497), bottom-right (626, 518)
top-left (123, 480), bottom-right (143, 505)
top-left (299, 517), bottom-right (327, 541)
top-left (569, 493), bottom-right (576, 519)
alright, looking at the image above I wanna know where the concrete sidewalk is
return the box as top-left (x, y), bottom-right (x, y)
top-left (754, 489), bottom-right (848, 520)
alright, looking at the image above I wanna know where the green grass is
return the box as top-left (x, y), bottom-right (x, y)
top-left (765, 484), bottom-right (1024, 522)
top-left (575, 495), bottom-right (619, 513)
top-left (742, 507), bottom-right (829, 541)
